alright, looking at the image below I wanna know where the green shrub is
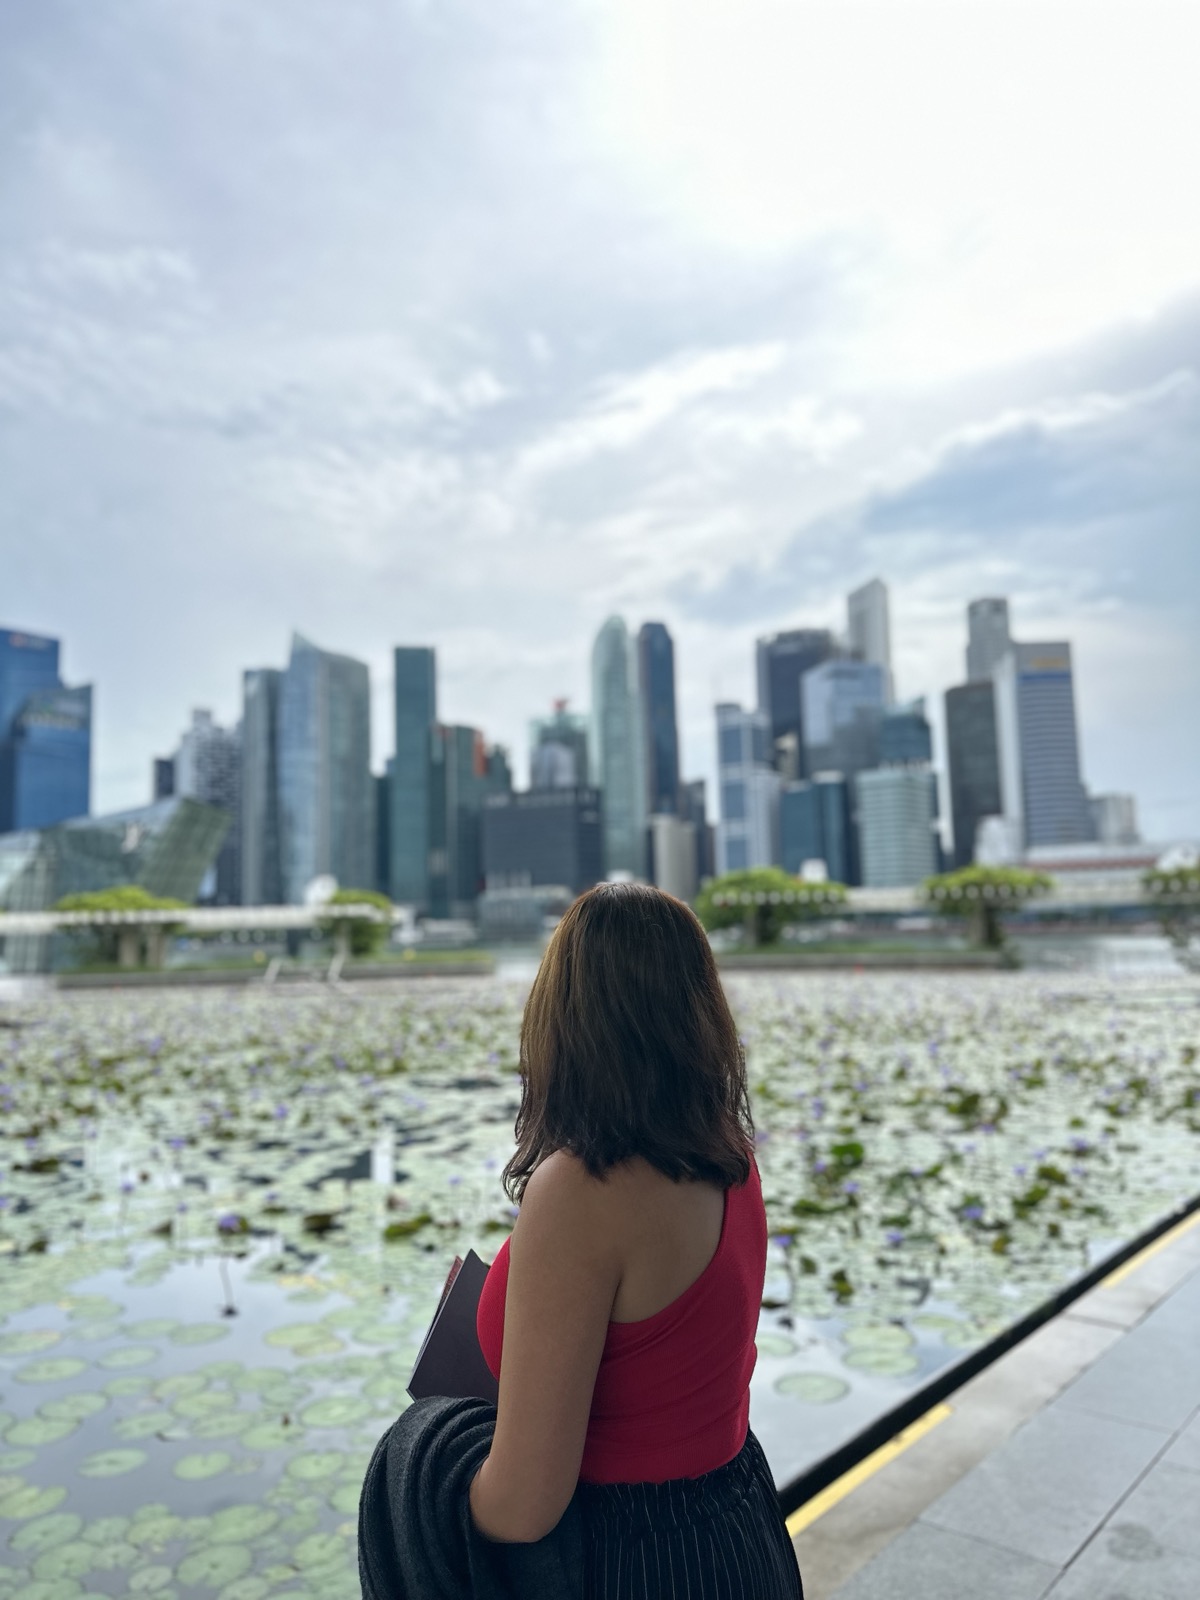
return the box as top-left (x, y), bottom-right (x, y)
top-left (923, 865), bottom-right (1052, 948)
top-left (317, 888), bottom-right (393, 958)
top-left (695, 868), bottom-right (847, 947)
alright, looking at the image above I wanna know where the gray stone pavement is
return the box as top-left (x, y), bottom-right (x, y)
top-left (789, 1212), bottom-right (1200, 1600)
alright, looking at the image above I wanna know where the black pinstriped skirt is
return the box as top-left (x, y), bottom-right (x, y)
top-left (573, 1426), bottom-right (804, 1600)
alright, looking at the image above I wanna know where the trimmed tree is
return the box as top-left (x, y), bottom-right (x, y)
top-left (695, 867), bottom-right (847, 948)
top-left (923, 864), bottom-right (1052, 949)
top-left (1143, 864), bottom-right (1200, 971)
top-left (317, 888), bottom-right (394, 958)
top-left (55, 886), bottom-right (189, 970)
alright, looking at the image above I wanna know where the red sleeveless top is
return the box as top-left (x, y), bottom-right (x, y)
top-left (476, 1153), bottom-right (765, 1484)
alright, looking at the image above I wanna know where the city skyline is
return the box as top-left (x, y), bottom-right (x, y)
top-left (3, 5), bottom-right (1197, 844)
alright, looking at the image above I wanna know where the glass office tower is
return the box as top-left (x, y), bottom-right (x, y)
top-left (945, 680), bottom-right (1002, 868)
top-left (755, 629), bottom-right (837, 778)
top-left (240, 668), bottom-right (283, 905)
top-left (278, 633), bottom-right (372, 903)
top-left (0, 628), bottom-right (92, 833)
top-left (590, 617), bottom-right (647, 878)
top-left (391, 647), bottom-right (436, 910)
top-left (637, 621), bottom-right (680, 816)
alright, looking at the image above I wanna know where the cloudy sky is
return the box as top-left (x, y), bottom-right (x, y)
top-left (4, 0), bottom-right (1198, 845)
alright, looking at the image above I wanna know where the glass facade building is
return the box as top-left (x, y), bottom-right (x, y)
top-left (530, 702), bottom-right (590, 790)
top-left (847, 579), bottom-right (893, 703)
top-left (855, 765), bottom-right (939, 887)
top-left (879, 699), bottom-right (933, 765)
top-left (0, 628), bottom-right (92, 833)
top-left (715, 703), bottom-right (780, 874)
top-left (755, 629), bottom-right (837, 779)
top-left (278, 634), bottom-right (372, 903)
top-left (945, 680), bottom-right (1002, 867)
top-left (173, 709), bottom-right (241, 905)
top-left (967, 598), bottom-right (1012, 683)
top-left (481, 786), bottom-right (603, 896)
top-left (590, 617), bottom-right (647, 878)
top-left (637, 621), bottom-right (680, 816)
top-left (391, 647), bottom-right (437, 910)
top-left (992, 642), bottom-right (1092, 850)
top-left (780, 774), bottom-right (856, 884)
top-left (801, 659), bottom-right (887, 780)
top-left (240, 668), bottom-right (283, 905)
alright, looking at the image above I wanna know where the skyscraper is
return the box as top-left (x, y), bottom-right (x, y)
top-left (801, 659), bottom-right (887, 780)
top-left (847, 579), bottom-right (893, 703)
top-left (637, 621), bottom-right (680, 816)
top-left (945, 681), bottom-right (1002, 868)
top-left (780, 773), bottom-right (856, 883)
top-left (856, 766), bottom-right (939, 887)
top-left (992, 641), bottom-right (1092, 849)
top-left (430, 723), bottom-right (497, 918)
top-left (590, 617), bottom-right (647, 877)
top-left (278, 633), bottom-right (372, 903)
top-left (755, 629), bottom-right (837, 778)
top-left (715, 703), bottom-right (780, 873)
top-left (966, 598), bottom-right (1011, 682)
top-left (240, 668), bottom-right (283, 905)
top-left (530, 701), bottom-right (590, 790)
top-left (172, 709), bottom-right (241, 904)
top-left (391, 647), bottom-right (437, 910)
top-left (879, 698), bottom-right (933, 765)
top-left (481, 787), bottom-right (603, 895)
top-left (0, 628), bottom-right (92, 833)
top-left (679, 778), bottom-right (715, 885)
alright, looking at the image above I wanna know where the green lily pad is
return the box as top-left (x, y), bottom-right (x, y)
top-left (13, 1357), bottom-right (87, 1384)
top-left (128, 1565), bottom-right (174, 1593)
top-left (239, 1420), bottom-right (300, 1452)
top-left (293, 1530), bottom-right (346, 1568)
top-left (0, 1329), bottom-right (61, 1356)
top-left (82, 1514), bottom-right (131, 1545)
top-left (0, 1483), bottom-right (67, 1518)
top-left (328, 1482), bottom-right (362, 1515)
top-left (173, 1452), bottom-right (233, 1480)
top-left (755, 1333), bottom-right (796, 1358)
top-left (286, 1450), bottom-right (345, 1481)
top-left (774, 1372), bottom-right (850, 1404)
top-left (173, 1390), bottom-right (239, 1420)
top-left (156, 1373), bottom-right (207, 1400)
top-left (32, 1540), bottom-right (97, 1580)
top-left (176, 1544), bottom-right (253, 1587)
top-left (842, 1347), bottom-right (920, 1376)
top-left (80, 1448), bottom-right (147, 1477)
top-left (299, 1396), bottom-right (370, 1428)
top-left (190, 1411), bottom-right (250, 1440)
top-left (8, 1510), bottom-right (84, 1551)
top-left (843, 1323), bottom-right (914, 1350)
top-left (167, 1324), bottom-right (229, 1346)
top-left (113, 1410), bottom-right (179, 1441)
top-left (0, 1450), bottom-right (35, 1471)
top-left (5, 1416), bottom-right (78, 1448)
top-left (205, 1504), bottom-right (278, 1543)
top-left (97, 1344), bottom-right (158, 1370)
top-left (39, 1392), bottom-right (107, 1422)
top-left (127, 1511), bottom-right (185, 1549)
top-left (66, 1295), bottom-right (123, 1321)
top-left (121, 1319), bottom-right (179, 1340)
top-left (213, 1578), bottom-right (273, 1600)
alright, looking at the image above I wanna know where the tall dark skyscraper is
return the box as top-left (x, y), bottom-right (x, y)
top-left (278, 633), bottom-right (372, 903)
top-left (0, 628), bottom-right (92, 833)
top-left (637, 621), bottom-right (680, 816)
top-left (391, 647), bottom-right (436, 910)
top-left (755, 629), bottom-right (837, 778)
top-left (172, 709), bottom-right (241, 905)
top-left (591, 617), bottom-right (646, 877)
top-left (241, 668), bottom-right (283, 904)
top-left (966, 598), bottom-right (1011, 682)
top-left (945, 680), bottom-right (1002, 868)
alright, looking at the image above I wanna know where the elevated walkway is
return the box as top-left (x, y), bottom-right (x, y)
top-left (788, 1210), bottom-right (1200, 1599)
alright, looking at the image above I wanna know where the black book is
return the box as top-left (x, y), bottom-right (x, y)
top-left (406, 1248), bottom-right (500, 1406)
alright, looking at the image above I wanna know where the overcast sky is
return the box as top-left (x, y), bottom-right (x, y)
top-left (3, 0), bottom-right (1198, 845)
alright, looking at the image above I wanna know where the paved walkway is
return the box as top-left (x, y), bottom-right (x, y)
top-left (788, 1209), bottom-right (1200, 1600)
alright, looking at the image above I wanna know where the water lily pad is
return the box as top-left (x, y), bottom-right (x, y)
top-left (121, 1319), bottom-right (179, 1340)
top-left (80, 1448), bottom-right (147, 1477)
top-left (104, 1375), bottom-right (154, 1398)
top-left (0, 1483), bottom-right (67, 1518)
top-left (774, 1372), bottom-right (850, 1404)
top-left (299, 1396), bottom-right (370, 1428)
top-left (0, 1450), bottom-right (35, 1471)
top-left (293, 1530), bottom-right (346, 1569)
top-left (328, 1482), bottom-right (362, 1515)
top-left (190, 1411), bottom-right (250, 1441)
top-left (128, 1564), bottom-right (174, 1593)
top-left (114, 1410), bottom-right (178, 1441)
top-left (156, 1374), bottom-right (207, 1400)
top-left (205, 1504), bottom-right (278, 1543)
top-left (842, 1323), bottom-right (914, 1350)
top-left (175, 1544), bottom-right (253, 1587)
top-left (97, 1344), bottom-right (158, 1370)
top-left (66, 1295), bottom-right (123, 1321)
top-left (173, 1451), bottom-right (233, 1480)
top-left (842, 1347), bottom-right (920, 1376)
top-left (8, 1510), bottom-right (84, 1551)
top-left (39, 1393), bottom-right (107, 1422)
top-left (81, 1514), bottom-right (131, 1545)
top-left (214, 1578), bottom-right (273, 1600)
top-left (32, 1539), bottom-right (97, 1580)
top-left (755, 1333), bottom-right (796, 1358)
top-left (240, 1420), bottom-right (300, 1452)
top-left (13, 1357), bottom-right (87, 1384)
top-left (0, 1329), bottom-right (61, 1356)
top-left (173, 1390), bottom-right (239, 1420)
top-left (127, 1511), bottom-right (185, 1549)
top-left (167, 1324), bottom-right (229, 1346)
top-left (286, 1450), bottom-right (346, 1481)
top-left (5, 1416), bottom-right (78, 1448)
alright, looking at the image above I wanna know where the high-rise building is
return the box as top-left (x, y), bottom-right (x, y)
top-left (945, 681), bottom-right (1002, 868)
top-left (856, 765), bottom-right (939, 887)
top-left (0, 628), bottom-right (92, 833)
top-left (967, 598), bottom-right (1011, 683)
top-left (591, 617), bottom-right (647, 877)
top-left (879, 698), bottom-right (932, 765)
top-left (391, 647), bottom-right (437, 910)
top-left (649, 813), bottom-right (697, 903)
top-left (780, 772), bottom-right (856, 883)
top-left (481, 786), bottom-right (603, 895)
top-left (1089, 793), bottom-right (1139, 846)
top-left (801, 659), bottom-right (887, 780)
top-left (755, 629), bottom-right (837, 779)
top-left (278, 633), bottom-right (372, 904)
top-left (679, 778), bottom-right (715, 885)
top-left (992, 642), bottom-right (1091, 850)
top-left (530, 701), bottom-right (589, 790)
top-left (374, 766), bottom-right (392, 898)
top-left (847, 579), bottom-right (893, 703)
top-left (715, 703), bottom-right (780, 873)
top-left (637, 622), bottom-right (680, 816)
top-left (430, 724), bottom-right (499, 918)
top-left (240, 667), bottom-right (283, 905)
top-left (172, 709), bottom-right (241, 905)
top-left (153, 757), bottom-right (176, 801)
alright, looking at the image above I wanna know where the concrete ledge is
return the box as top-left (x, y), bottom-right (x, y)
top-left (55, 960), bottom-right (495, 989)
top-left (717, 950), bottom-right (1008, 971)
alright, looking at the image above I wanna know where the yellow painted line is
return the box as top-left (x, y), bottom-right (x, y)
top-left (1101, 1211), bottom-right (1200, 1288)
top-left (785, 1403), bottom-right (953, 1538)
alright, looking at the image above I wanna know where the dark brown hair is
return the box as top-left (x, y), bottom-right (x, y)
top-left (501, 881), bottom-right (755, 1204)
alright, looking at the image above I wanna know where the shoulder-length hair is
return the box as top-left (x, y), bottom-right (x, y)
top-left (501, 881), bottom-right (755, 1204)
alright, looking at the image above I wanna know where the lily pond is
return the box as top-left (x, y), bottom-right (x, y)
top-left (1, 972), bottom-right (1197, 1599)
